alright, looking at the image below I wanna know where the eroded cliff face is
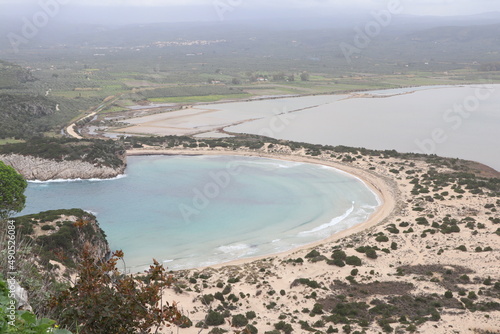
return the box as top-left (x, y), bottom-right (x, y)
top-left (14, 209), bottom-right (111, 271)
top-left (0, 154), bottom-right (125, 181)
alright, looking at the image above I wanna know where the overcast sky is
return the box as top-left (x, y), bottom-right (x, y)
top-left (2, 0), bottom-right (500, 25)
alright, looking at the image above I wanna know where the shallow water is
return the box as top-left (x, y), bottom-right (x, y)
top-left (20, 155), bottom-right (379, 272)
top-left (227, 85), bottom-right (500, 171)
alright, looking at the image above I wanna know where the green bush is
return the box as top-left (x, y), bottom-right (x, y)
top-left (214, 292), bottom-right (224, 301)
top-left (329, 258), bottom-right (345, 267)
top-left (345, 256), bottom-right (362, 266)
top-left (0, 278), bottom-right (72, 334)
top-left (375, 235), bottom-right (389, 242)
top-left (305, 250), bottom-right (321, 258)
top-left (312, 303), bottom-right (324, 315)
top-left (332, 250), bottom-right (347, 260)
top-left (246, 311), bottom-right (257, 320)
top-left (222, 284), bottom-right (231, 295)
top-left (294, 278), bottom-right (320, 289)
top-left (274, 321), bottom-right (293, 334)
top-left (366, 249), bottom-right (378, 259)
top-left (231, 314), bottom-right (248, 327)
top-left (201, 294), bottom-right (214, 305)
top-left (206, 311), bottom-right (225, 326)
top-left (246, 324), bottom-right (258, 334)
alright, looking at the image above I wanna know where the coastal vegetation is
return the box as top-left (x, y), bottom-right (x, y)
top-left (48, 249), bottom-right (188, 333)
top-left (0, 278), bottom-right (71, 334)
top-left (0, 161), bottom-right (27, 220)
top-left (0, 137), bottom-right (125, 169)
top-left (12, 209), bottom-right (109, 270)
top-left (0, 94), bottom-right (56, 140)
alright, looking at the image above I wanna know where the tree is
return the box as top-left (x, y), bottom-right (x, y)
top-left (272, 72), bottom-right (286, 81)
top-left (300, 72), bottom-right (310, 81)
top-left (0, 160), bottom-right (27, 221)
top-left (49, 245), bottom-right (189, 333)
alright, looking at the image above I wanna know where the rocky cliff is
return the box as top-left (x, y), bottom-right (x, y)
top-left (14, 209), bottom-right (111, 270)
top-left (0, 154), bottom-right (125, 181)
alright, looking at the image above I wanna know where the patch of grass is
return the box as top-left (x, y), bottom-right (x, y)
top-left (0, 138), bottom-right (25, 145)
top-left (149, 93), bottom-right (251, 103)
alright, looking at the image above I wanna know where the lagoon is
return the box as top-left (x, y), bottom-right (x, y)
top-left (226, 85), bottom-right (500, 171)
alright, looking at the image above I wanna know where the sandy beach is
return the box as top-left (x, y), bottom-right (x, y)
top-left (126, 145), bottom-right (500, 334)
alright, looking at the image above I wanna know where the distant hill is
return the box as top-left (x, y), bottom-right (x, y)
top-left (0, 93), bottom-right (56, 139)
top-left (0, 60), bottom-right (36, 89)
top-left (407, 23), bottom-right (500, 43)
top-left (0, 60), bottom-right (91, 140)
top-left (0, 60), bottom-right (56, 139)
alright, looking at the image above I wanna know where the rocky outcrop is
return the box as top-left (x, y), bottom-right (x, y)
top-left (12, 281), bottom-right (32, 312)
top-left (0, 154), bottom-right (125, 181)
top-left (15, 209), bottom-right (111, 271)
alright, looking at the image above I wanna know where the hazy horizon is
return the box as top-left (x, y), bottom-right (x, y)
top-left (1, 0), bottom-right (500, 26)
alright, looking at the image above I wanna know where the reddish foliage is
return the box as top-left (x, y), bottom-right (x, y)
top-left (49, 244), bottom-right (190, 333)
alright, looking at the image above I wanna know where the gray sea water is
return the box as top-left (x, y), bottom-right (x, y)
top-left (20, 155), bottom-right (380, 272)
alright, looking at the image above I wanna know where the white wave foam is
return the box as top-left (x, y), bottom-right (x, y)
top-left (272, 239), bottom-right (281, 243)
top-left (299, 202), bottom-right (355, 235)
top-left (216, 244), bottom-right (250, 254)
top-left (28, 174), bottom-right (127, 184)
top-left (241, 158), bottom-right (304, 169)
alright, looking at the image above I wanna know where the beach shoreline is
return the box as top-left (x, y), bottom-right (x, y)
top-left (10, 143), bottom-right (498, 333)
top-left (126, 148), bottom-right (397, 270)
top-left (147, 146), bottom-right (500, 334)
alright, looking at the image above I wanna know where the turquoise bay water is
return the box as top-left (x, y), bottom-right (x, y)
top-left (20, 155), bottom-right (379, 272)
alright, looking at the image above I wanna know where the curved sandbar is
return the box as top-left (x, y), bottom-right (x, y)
top-left (126, 148), bottom-right (396, 269)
